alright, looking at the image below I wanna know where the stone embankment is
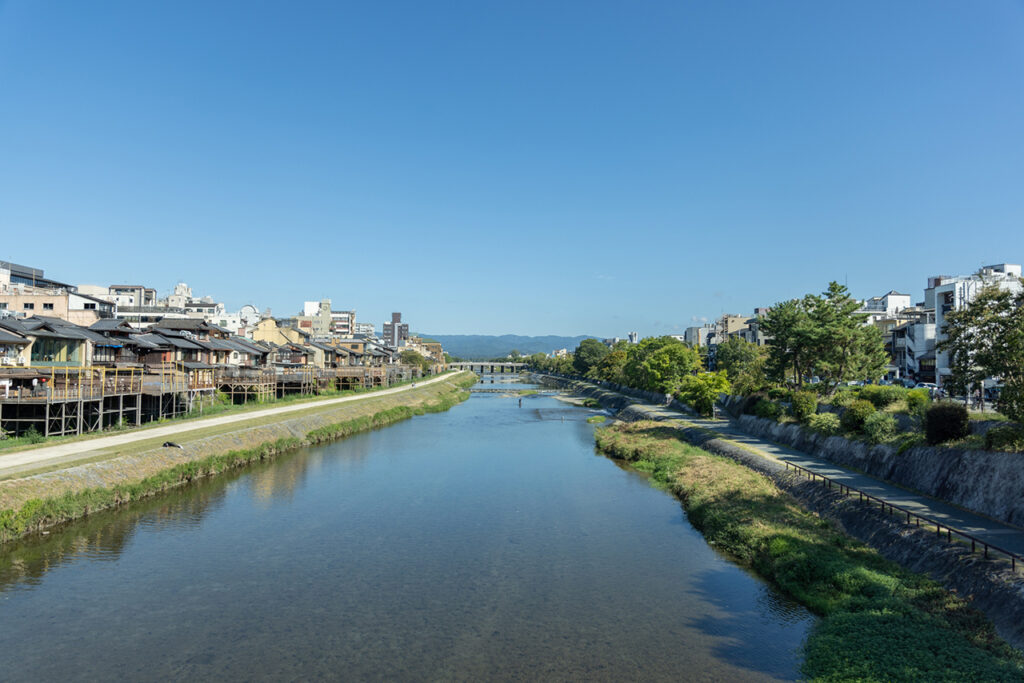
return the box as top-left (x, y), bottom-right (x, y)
top-left (719, 396), bottom-right (1024, 528)
top-left (0, 373), bottom-right (476, 542)
top-left (536, 374), bottom-right (1024, 651)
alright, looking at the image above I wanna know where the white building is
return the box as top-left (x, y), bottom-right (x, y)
top-left (861, 290), bottom-right (913, 325)
top-left (926, 264), bottom-right (1023, 387)
top-left (683, 325), bottom-right (714, 348)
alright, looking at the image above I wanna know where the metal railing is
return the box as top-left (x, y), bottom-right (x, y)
top-left (783, 460), bottom-right (1022, 573)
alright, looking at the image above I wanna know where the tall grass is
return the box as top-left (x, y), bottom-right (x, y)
top-left (595, 421), bottom-right (1024, 682)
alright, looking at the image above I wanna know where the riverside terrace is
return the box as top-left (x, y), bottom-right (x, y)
top-left (0, 316), bottom-right (442, 438)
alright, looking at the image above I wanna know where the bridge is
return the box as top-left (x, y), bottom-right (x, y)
top-left (448, 362), bottom-right (526, 374)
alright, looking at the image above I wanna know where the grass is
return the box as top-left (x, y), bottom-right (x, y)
top-left (595, 421), bottom-right (1024, 682)
top-left (0, 377), bottom-right (475, 543)
top-left (585, 415), bottom-right (606, 424)
top-left (518, 389), bottom-right (538, 396)
top-left (580, 397), bottom-right (601, 408)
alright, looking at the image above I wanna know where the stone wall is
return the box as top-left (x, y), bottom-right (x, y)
top-left (736, 413), bottom-right (1024, 528)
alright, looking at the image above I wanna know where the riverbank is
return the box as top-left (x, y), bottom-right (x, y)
top-left (597, 421), bottom-right (1024, 681)
top-left (0, 372), bottom-right (477, 544)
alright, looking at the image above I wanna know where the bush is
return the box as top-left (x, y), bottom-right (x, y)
top-left (790, 391), bottom-right (818, 423)
top-left (831, 390), bottom-right (857, 408)
top-left (859, 385), bottom-right (905, 409)
top-left (924, 402), bottom-right (970, 445)
top-left (807, 412), bottom-right (841, 436)
top-left (24, 426), bottom-right (44, 444)
top-left (984, 424), bottom-right (1024, 453)
top-left (840, 399), bottom-right (876, 433)
top-left (767, 387), bottom-right (792, 401)
top-left (741, 392), bottom-right (769, 416)
top-left (905, 388), bottom-right (931, 417)
top-left (863, 412), bottom-right (897, 444)
top-left (753, 399), bottom-right (782, 421)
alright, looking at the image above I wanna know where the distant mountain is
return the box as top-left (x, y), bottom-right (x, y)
top-left (420, 334), bottom-right (597, 360)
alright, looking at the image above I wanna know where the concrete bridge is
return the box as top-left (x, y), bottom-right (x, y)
top-left (448, 362), bottom-right (526, 374)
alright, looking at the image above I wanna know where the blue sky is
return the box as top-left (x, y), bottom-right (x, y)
top-left (1, 1), bottom-right (1022, 336)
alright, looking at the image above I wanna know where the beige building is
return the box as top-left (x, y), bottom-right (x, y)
top-left (252, 318), bottom-right (309, 347)
top-left (0, 288), bottom-right (114, 326)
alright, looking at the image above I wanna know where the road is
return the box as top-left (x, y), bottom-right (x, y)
top-left (0, 373), bottom-right (459, 477)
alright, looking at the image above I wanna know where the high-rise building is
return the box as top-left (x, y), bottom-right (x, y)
top-left (382, 312), bottom-right (409, 347)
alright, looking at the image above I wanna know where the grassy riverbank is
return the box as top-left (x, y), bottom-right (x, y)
top-left (595, 421), bottom-right (1024, 682)
top-left (0, 374), bottom-right (475, 544)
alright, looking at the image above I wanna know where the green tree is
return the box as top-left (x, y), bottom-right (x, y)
top-left (761, 282), bottom-right (887, 394)
top-left (809, 282), bottom-right (887, 393)
top-left (760, 298), bottom-right (815, 387)
top-left (623, 336), bottom-right (700, 393)
top-left (593, 349), bottom-right (628, 384)
top-left (939, 283), bottom-right (1024, 421)
top-left (573, 338), bottom-right (610, 376)
top-left (715, 336), bottom-right (760, 378)
top-left (399, 350), bottom-right (432, 373)
top-left (677, 371), bottom-right (730, 416)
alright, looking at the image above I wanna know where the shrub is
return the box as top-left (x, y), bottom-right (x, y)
top-left (807, 412), bottom-right (841, 436)
top-left (905, 388), bottom-right (931, 417)
top-left (790, 391), bottom-right (818, 423)
top-left (863, 412), bottom-right (897, 444)
top-left (831, 390), bottom-right (857, 408)
top-left (840, 399), bottom-right (876, 433)
top-left (984, 424), bottom-right (1024, 453)
top-left (24, 426), bottom-right (44, 444)
top-left (767, 387), bottom-right (791, 401)
top-left (753, 399), bottom-right (782, 421)
top-left (741, 392), bottom-right (769, 416)
top-left (924, 402), bottom-right (970, 445)
top-left (859, 385), bottom-right (905, 409)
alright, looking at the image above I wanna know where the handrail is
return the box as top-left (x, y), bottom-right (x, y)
top-left (783, 460), bottom-right (1022, 573)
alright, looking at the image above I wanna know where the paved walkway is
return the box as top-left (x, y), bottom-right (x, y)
top-left (624, 398), bottom-right (1024, 559)
top-left (0, 373), bottom-right (459, 477)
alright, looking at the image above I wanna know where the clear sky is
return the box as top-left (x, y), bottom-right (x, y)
top-left (1, 1), bottom-right (1022, 336)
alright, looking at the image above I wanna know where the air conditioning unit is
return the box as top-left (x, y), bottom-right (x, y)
top-left (1, 357), bottom-right (12, 365)
top-left (16, 356), bottom-right (26, 365)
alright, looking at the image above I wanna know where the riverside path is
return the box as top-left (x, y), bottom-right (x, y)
top-left (0, 372), bottom-right (462, 478)
top-left (583, 382), bottom-right (1024, 561)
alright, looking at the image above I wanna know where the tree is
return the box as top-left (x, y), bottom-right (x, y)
top-left (677, 371), bottom-right (730, 416)
top-left (399, 350), bottom-right (432, 374)
top-left (761, 282), bottom-right (887, 394)
top-left (760, 298), bottom-right (815, 387)
top-left (623, 337), bottom-right (700, 393)
top-left (808, 282), bottom-right (887, 393)
top-left (715, 336), bottom-right (760, 378)
top-left (573, 338), bottom-right (610, 375)
top-left (593, 349), bottom-right (627, 384)
top-left (939, 283), bottom-right (1024, 421)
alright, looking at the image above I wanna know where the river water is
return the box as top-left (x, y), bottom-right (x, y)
top-left (0, 380), bottom-right (813, 681)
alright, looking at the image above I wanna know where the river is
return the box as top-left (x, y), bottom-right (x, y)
top-left (0, 379), bottom-right (813, 681)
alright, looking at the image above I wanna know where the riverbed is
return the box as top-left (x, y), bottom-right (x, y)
top-left (0, 381), bottom-right (813, 681)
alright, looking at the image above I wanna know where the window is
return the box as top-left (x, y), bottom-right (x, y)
top-left (23, 303), bottom-right (34, 310)
top-left (84, 303), bottom-right (96, 310)
top-left (0, 303), bottom-right (6, 310)
top-left (43, 303), bottom-right (54, 310)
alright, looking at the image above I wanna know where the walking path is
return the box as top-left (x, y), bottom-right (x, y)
top-left (0, 373), bottom-right (459, 477)
top-left (620, 393), bottom-right (1024, 559)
